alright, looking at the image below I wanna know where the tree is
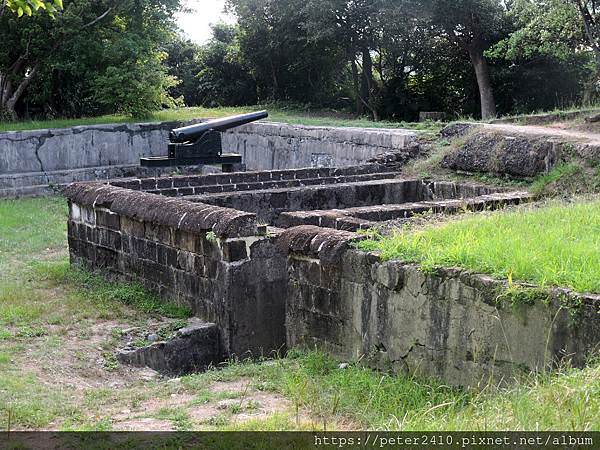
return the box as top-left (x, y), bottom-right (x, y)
top-left (194, 23), bottom-right (257, 107)
top-left (164, 36), bottom-right (204, 106)
top-left (419, 0), bottom-right (508, 119)
top-left (490, 0), bottom-right (594, 107)
top-left (0, 0), bottom-right (182, 120)
top-left (304, 0), bottom-right (381, 117)
top-left (1, 0), bottom-right (62, 18)
top-left (226, 0), bottom-right (346, 105)
top-left (564, 0), bottom-right (600, 97)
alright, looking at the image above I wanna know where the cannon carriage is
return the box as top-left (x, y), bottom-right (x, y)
top-left (140, 110), bottom-right (268, 172)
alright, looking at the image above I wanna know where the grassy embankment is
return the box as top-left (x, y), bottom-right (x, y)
top-left (0, 197), bottom-right (599, 431)
top-left (0, 105), bottom-right (441, 133)
top-left (359, 200), bottom-right (600, 294)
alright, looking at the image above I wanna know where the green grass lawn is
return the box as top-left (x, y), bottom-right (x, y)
top-left (359, 200), bottom-right (600, 294)
top-left (0, 105), bottom-right (442, 133)
top-left (1, 197), bottom-right (599, 431)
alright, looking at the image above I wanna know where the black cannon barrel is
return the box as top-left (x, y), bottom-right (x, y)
top-left (170, 110), bottom-right (268, 143)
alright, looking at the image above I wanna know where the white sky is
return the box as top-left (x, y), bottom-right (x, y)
top-left (176, 0), bottom-right (237, 44)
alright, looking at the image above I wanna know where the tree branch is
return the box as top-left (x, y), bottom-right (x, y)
top-left (2, 6), bottom-right (114, 116)
top-left (81, 7), bottom-right (114, 30)
top-left (7, 64), bottom-right (38, 108)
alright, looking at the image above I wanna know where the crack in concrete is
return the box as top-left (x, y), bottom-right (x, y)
top-left (33, 135), bottom-right (51, 185)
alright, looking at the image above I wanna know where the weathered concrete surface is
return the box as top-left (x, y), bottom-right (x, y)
top-left (277, 191), bottom-right (532, 231)
top-left (0, 120), bottom-right (418, 198)
top-left (63, 169), bottom-right (600, 386)
top-left (65, 181), bottom-right (288, 358)
top-left (117, 320), bottom-right (222, 375)
top-left (440, 122), bottom-right (600, 177)
top-left (223, 122), bottom-right (417, 171)
top-left (280, 226), bottom-right (600, 387)
top-left (192, 178), bottom-right (509, 225)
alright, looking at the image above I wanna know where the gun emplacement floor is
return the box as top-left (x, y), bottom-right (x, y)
top-left (109, 165), bottom-right (532, 231)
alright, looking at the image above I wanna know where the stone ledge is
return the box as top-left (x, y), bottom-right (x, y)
top-left (277, 225), bottom-right (362, 264)
top-left (116, 320), bottom-right (222, 376)
top-left (63, 183), bottom-right (259, 238)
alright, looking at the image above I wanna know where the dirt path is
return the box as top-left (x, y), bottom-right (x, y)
top-left (480, 123), bottom-right (600, 145)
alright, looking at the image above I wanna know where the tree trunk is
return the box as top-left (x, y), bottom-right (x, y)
top-left (0, 65), bottom-right (38, 120)
top-left (361, 48), bottom-right (373, 117)
top-left (468, 45), bottom-right (497, 120)
top-left (0, 72), bottom-right (17, 120)
top-left (350, 58), bottom-right (363, 116)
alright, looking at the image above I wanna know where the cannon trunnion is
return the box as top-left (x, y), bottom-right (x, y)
top-left (140, 110), bottom-right (268, 172)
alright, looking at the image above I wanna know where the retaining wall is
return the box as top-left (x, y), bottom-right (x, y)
top-left (64, 182), bottom-right (288, 357)
top-left (280, 226), bottom-right (600, 386)
top-left (63, 171), bottom-right (600, 386)
top-left (0, 120), bottom-right (417, 198)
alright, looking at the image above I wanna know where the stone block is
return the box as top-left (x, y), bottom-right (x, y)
top-left (156, 177), bottom-right (173, 189)
top-left (140, 178), bottom-right (157, 191)
top-left (96, 209), bottom-right (121, 230)
top-left (116, 320), bottom-right (223, 375)
top-left (173, 230), bottom-right (197, 253)
top-left (145, 223), bottom-right (172, 245)
top-left (97, 228), bottom-right (122, 251)
top-left (222, 240), bottom-right (248, 262)
top-left (121, 217), bottom-right (145, 238)
top-left (95, 247), bottom-right (119, 269)
top-left (177, 250), bottom-right (196, 272)
top-left (69, 202), bottom-right (82, 222)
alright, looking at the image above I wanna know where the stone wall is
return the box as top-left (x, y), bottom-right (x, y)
top-left (62, 169), bottom-right (600, 386)
top-left (280, 226), bottom-right (600, 386)
top-left (222, 122), bottom-right (417, 170)
top-left (440, 123), bottom-right (600, 178)
top-left (0, 120), bottom-right (417, 198)
top-left (64, 182), bottom-right (288, 357)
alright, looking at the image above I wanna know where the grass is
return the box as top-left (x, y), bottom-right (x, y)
top-left (34, 261), bottom-right (192, 319)
top-left (0, 196), bottom-right (193, 430)
top-left (489, 104), bottom-right (600, 124)
top-left (181, 350), bottom-right (600, 431)
top-left (0, 197), bottom-right (67, 263)
top-left (0, 105), bottom-right (443, 133)
top-left (531, 163), bottom-right (600, 197)
top-left (1, 196), bottom-right (600, 431)
top-left (358, 199), bottom-right (600, 293)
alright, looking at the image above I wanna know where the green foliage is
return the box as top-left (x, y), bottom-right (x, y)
top-left (164, 37), bottom-right (205, 106)
top-left (0, 196), bottom-right (67, 266)
top-left (187, 349), bottom-right (600, 430)
top-left (41, 264), bottom-right (192, 319)
top-left (358, 200), bottom-right (600, 293)
top-left (93, 51), bottom-right (181, 118)
top-left (4, 0), bottom-right (62, 17)
top-left (0, 105), bottom-right (432, 132)
top-left (194, 23), bottom-right (257, 107)
top-left (491, 0), bottom-right (583, 62)
top-left (531, 162), bottom-right (600, 197)
top-left (1, 0), bottom-right (183, 119)
top-left (3, 0), bottom-right (597, 121)
top-left (495, 285), bottom-right (552, 309)
top-left (226, 0), bottom-right (347, 106)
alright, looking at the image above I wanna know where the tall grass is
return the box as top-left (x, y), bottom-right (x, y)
top-left (183, 350), bottom-right (600, 431)
top-left (359, 200), bottom-right (600, 293)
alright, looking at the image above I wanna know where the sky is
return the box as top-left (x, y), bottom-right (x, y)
top-left (176, 0), bottom-right (236, 44)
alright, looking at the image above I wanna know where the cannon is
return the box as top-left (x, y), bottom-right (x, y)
top-left (140, 110), bottom-right (268, 171)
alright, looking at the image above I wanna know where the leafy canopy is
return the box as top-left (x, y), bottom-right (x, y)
top-left (4, 0), bottom-right (63, 17)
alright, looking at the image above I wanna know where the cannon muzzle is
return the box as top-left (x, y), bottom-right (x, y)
top-left (170, 110), bottom-right (268, 143)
